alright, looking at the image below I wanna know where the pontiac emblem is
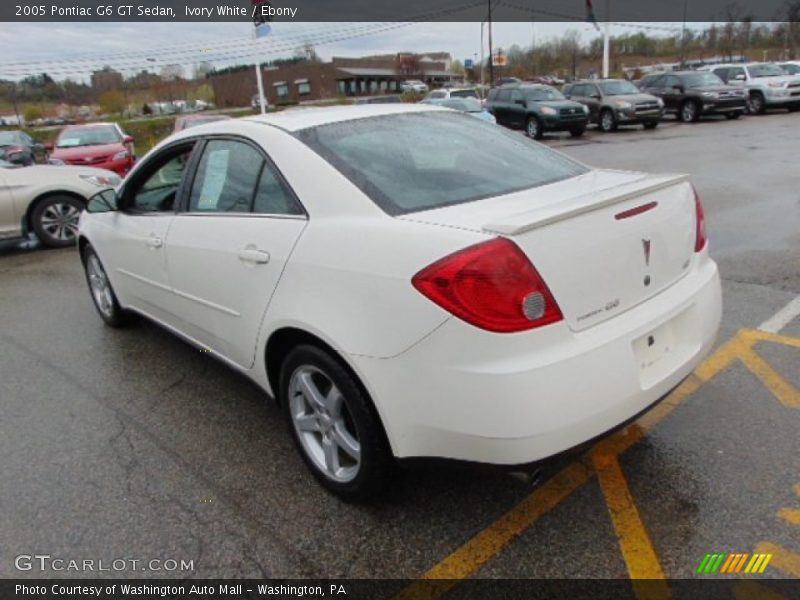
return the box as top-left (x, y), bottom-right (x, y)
top-left (642, 239), bottom-right (651, 266)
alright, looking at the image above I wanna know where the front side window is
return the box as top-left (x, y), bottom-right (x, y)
top-left (296, 112), bottom-right (588, 215)
top-left (189, 140), bottom-right (263, 213)
top-left (129, 145), bottom-right (195, 212)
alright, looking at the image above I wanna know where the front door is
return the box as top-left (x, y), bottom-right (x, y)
top-left (94, 143), bottom-right (196, 322)
top-left (164, 138), bottom-right (307, 368)
top-left (0, 170), bottom-right (17, 240)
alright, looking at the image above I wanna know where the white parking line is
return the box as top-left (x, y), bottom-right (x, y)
top-left (758, 296), bottom-right (800, 334)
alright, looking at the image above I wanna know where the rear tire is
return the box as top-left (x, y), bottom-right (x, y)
top-left (31, 194), bottom-right (84, 248)
top-left (599, 109), bottom-right (617, 132)
top-left (679, 100), bottom-right (699, 123)
top-left (525, 116), bottom-right (543, 140)
top-left (280, 344), bottom-right (394, 501)
top-left (82, 245), bottom-right (133, 328)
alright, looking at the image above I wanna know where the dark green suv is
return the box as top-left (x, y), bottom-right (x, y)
top-left (484, 84), bottom-right (589, 139)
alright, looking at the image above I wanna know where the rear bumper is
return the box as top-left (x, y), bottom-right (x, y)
top-left (352, 255), bottom-right (721, 465)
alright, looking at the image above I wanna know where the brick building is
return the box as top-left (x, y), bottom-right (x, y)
top-left (209, 52), bottom-right (459, 108)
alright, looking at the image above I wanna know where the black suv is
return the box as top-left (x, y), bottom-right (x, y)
top-left (563, 79), bottom-right (664, 132)
top-left (639, 71), bottom-right (747, 122)
top-left (484, 84), bottom-right (589, 139)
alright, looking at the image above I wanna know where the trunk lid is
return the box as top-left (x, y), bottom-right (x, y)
top-left (401, 169), bottom-right (696, 331)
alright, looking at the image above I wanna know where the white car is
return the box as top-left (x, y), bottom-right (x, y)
top-left (78, 105), bottom-right (721, 499)
top-left (421, 87), bottom-right (480, 105)
top-left (702, 62), bottom-right (800, 113)
top-left (0, 159), bottom-right (120, 247)
top-left (400, 80), bottom-right (429, 93)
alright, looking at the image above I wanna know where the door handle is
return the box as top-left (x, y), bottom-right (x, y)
top-left (145, 235), bottom-right (163, 249)
top-left (238, 247), bottom-right (270, 264)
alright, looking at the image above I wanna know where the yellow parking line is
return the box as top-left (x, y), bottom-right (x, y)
top-left (592, 452), bottom-right (669, 600)
top-left (778, 508), bottom-right (800, 525)
top-left (392, 461), bottom-right (593, 600)
top-left (734, 581), bottom-right (790, 600)
top-left (394, 329), bottom-right (800, 598)
top-left (739, 347), bottom-right (800, 409)
top-left (755, 543), bottom-right (800, 577)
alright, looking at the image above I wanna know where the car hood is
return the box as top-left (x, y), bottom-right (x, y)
top-left (605, 93), bottom-right (660, 103)
top-left (51, 143), bottom-right (125, 160)
top-left (690, 85), bottom-right (743, 93)
top-left (534, 100), bottom-right (584, 109)
top-left (26, 165), bottom-right (117, 178)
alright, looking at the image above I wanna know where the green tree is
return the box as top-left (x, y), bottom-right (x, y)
top-left (99, 90), bottom-right (126, 115)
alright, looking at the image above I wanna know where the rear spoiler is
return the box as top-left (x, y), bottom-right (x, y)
top-left (484, 172), bottom-right (690, 236)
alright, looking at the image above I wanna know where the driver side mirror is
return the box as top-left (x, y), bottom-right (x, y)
top-left (673, 84), bottom-right (684, 92)
top-left (86, 188), bottom-right (119, 213)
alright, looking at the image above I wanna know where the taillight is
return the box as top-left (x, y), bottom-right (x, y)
top-left (694, 188), bottom-right (707, 252)
top-left (412, 238), bottom-right (563, 333)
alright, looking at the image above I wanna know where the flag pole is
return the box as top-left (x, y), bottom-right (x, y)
top-left (254, 34), bottom-right (267, 115)
top-left (602, 0), bottom-right (610, 78)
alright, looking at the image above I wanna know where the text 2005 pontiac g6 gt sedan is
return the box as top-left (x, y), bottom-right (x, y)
top-left (78, 105), bottom-right (721, 499)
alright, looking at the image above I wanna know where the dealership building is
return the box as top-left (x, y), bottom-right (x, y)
top-left (209, 52), bottom-right (459, 107)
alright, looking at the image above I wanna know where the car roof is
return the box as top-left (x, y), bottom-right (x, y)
top-left (242, 103), bottom-right (445, 132)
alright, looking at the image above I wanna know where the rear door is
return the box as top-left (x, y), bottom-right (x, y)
top-left (164, 137), bottom-right (307, 368)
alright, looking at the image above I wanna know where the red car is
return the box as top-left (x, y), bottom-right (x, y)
top-left (48, 123), bottom-right (135, 176)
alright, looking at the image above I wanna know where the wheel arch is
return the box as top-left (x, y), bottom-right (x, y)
top-left (23, 190), bottom-right (87, 236)
top-left (264, 325), bottom-right (395, 451)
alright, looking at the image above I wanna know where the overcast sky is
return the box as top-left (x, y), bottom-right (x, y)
top-left (1, 21), bottom-right (699, 81)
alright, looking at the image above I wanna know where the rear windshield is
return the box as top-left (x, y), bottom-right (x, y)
top-left (450, 89), bottom-right (479, 98)
top-left (295, 111), bottom-right (588, 215)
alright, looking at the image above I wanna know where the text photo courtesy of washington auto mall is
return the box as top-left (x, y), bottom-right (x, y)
top-left (1, 0), bottom-right (800, 598)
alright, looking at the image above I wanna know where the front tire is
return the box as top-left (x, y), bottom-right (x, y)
top-left (280, 344), bottom-right (393, 500)
top-left (525, 116), bottom-right (543, 140)
top-left (82, 245), bottom-right (133, 328)
top-left (31, 194), bottom-right (84, 248)
top-left (748, 92), bottom-right (766, 115)
top-left (599, 109), bottom-right (617, 132)
top-left (680, 100), bottom-right (699, 123)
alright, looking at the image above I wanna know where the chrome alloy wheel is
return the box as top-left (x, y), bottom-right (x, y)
top-left (40, 202), bottom-right (81, 242)
top-left (86, 254), bottom-right (114, 319)
top-left (288, 365), bottom-right (361, 482)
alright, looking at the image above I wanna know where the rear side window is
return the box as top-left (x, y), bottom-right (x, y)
top-left (496, 89), bottom-right (512, 102)
top-left (189, 140), bottom-right (263, 213)
top-left (189, 139), bottom-right (302, 215)
top-left (296, 112), bottom-right (588, 216)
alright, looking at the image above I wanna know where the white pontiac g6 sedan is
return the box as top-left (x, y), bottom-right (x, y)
top-left (78, 105), bottom-right (722, 499)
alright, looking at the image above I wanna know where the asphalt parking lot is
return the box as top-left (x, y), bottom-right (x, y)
top-left (1, 112), bottom-right (798, 592)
